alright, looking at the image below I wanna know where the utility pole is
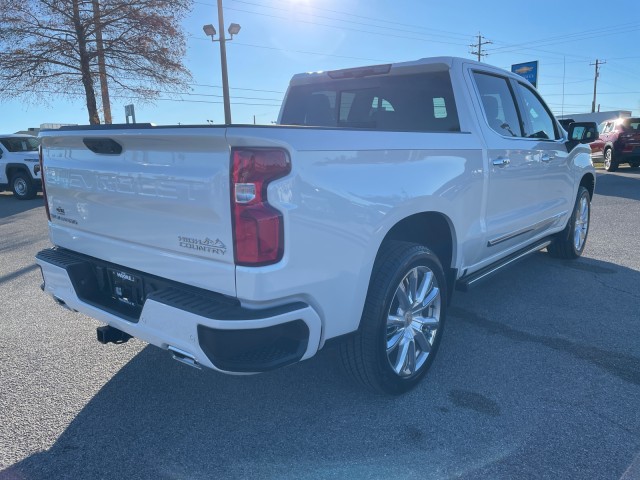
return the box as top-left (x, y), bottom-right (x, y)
top-left (470, 33), bottom-right (492, 62)
top-left (590, 59), bottom-right (605, 113)
top-left (217, 0), bottom-right (232, 124)
top-left (92, 0), bottom-right (112, 124)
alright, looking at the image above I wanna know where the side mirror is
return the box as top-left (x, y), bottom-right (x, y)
top-left (568, 122), bottom-right (598, 144)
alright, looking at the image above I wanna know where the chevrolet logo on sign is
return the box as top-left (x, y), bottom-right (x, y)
top-left (511, 61), bottom-right (539, 87)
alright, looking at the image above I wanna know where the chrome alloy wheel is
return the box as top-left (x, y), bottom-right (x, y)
top-left (14, 177), bottom-right (28, 196)
top-left (604, 149), bottom-right (612, 170)
top-left (386, 266), bottom-right (441, 378)
top-left (574, 194), bottom-right (589, 251)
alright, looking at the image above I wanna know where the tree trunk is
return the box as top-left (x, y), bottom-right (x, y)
top-left (92, 0), bottom-right (111, 124)
top-left (72, 0), bottom-right (100, 124)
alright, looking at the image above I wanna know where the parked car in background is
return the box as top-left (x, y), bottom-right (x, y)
top-left (0, 134), bottom-right (42, 199)
top-left (590, 117), bottom-right (640, 171)
top-left (558, 118), bottom-right (575, 130)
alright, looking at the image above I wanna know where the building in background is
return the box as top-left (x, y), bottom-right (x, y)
top-left (14, 123), bottom-right (78, 136)
top-left (557, 110), bottom-right (632, 126)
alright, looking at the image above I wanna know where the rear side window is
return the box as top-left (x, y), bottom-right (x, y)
top-left (0, 137), bottom-right (40, 152)
top-left (472, 72), bottom-right (522, 137)
top-left (280, 71), bottom-right (460, 132)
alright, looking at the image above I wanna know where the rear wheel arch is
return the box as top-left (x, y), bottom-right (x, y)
top-left (377, 212), bottom-right (456, 298)
top-left (381, 212), bottom-right (454, 265)
top-left (6, 163), bottom-right (31, 181)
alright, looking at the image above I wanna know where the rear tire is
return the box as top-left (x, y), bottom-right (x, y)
top-left (548, 186), bottom-right (591, 259)
top-left (340, 241), bottom-right (447, 394)
top-left (604, 148), bottom-right (618, 172)
top-left (11, 172), bottom-right (37, 200)
top-left (629, 161), bottom-right (640, 169)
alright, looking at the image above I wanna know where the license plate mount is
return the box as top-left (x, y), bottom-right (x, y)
top-left (107, 268), bottom-right (145, 308)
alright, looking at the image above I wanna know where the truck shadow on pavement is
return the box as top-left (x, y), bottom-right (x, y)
top-left (2, 253), bottom-right (640, 480)
top-left (0, 193), bottom-right (44, 220)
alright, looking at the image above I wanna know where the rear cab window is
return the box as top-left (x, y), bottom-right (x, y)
top-left (280, 71), bottom-right (460, 133)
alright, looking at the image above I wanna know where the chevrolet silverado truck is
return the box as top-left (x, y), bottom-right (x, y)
top-left (36, 57), bottom-right (596, 394)
top-left (0, 134), bottom-right (42, 199)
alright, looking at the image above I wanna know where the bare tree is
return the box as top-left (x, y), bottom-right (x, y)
top-left (0, 0), bottom-right (192, 124)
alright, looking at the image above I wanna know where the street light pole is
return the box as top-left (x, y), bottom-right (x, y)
top-left (217, 0), bottom-right (232, 124)
top-left (203, 5), bottom-right (240, 125)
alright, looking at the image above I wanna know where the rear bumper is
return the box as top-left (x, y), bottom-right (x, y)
top-left (36, 248), bottom-right (322, 373)
top-left (615, 152), bottom-right (640, 162)
top-left (614, 144), bottom-right (640, 161)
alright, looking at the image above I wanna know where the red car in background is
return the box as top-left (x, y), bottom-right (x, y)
top-left (590, 117), bottom-right (640, 171)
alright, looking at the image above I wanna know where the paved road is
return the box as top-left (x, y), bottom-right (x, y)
top-left (1, 169), bottom-right (639, 480)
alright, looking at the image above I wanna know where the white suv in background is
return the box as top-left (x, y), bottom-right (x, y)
top-left (0, 134), bottom-right (41, 199)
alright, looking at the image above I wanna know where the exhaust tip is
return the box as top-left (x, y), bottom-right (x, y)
top-left (168, 346), bottom-right (201, 369)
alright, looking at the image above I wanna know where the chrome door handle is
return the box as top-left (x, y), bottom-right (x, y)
top-left (492, 157), bottom-right (510, 167)
top-left (541, 153), bottom-right (553, 162)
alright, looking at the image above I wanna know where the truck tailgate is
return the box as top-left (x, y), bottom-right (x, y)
top-left (40, 127), bottom-right (236, 296)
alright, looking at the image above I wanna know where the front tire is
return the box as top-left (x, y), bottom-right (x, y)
top-left (340, 241), bottom-right (447, 394)
top-left (11, 172), bottom-right (37, 200)
top-left (604, 148), bottom-right (618, 172)
top-left (548, 186), bottom-right (591, 259)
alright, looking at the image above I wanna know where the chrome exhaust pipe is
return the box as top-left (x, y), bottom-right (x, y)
top-left (168, 346), bottom-right (201, 369)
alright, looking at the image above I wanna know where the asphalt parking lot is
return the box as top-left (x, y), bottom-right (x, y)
top-left (1, 169), bottom-right (639, 480)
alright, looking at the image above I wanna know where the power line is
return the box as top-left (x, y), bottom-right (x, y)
top-left (488, 22), bottom-right (640, 54)
top-left (190, 32), bottom-right (390, 63)
top-left (231, 41), bottom-right (388, 63)
top-left (0, 88), bottom-right (281, 106)
top-left (185, 80), bottom-right (284, 94)
top-left (485, 23), bottom-right (639, 63)
top-left (194, 1), bottom-right (471, 47)
top-left (118, 76), bottom-right (285, 94)
top-left (227, 0), bottom-right (473, 42)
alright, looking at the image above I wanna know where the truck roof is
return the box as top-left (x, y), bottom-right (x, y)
top-left (289, 56), bottom-right (494, 87)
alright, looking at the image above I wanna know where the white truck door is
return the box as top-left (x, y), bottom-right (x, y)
top-left (471, 70), bottom-right (550, 260)
top-left (512, 81), bottom-right (573, 231)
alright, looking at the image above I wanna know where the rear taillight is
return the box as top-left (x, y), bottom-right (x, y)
top-left (231, 148), bottom-right (291, 266)
top-left (39, 145), bottom-right (51, 221)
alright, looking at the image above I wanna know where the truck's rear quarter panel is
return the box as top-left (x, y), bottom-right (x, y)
top-left (227, 127), bottom-right (484, 340)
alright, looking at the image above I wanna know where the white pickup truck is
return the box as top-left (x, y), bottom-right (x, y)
top-left (36, 57), bottom-right (596, 393)
top-left (0, 134), bottom-right (42, 199)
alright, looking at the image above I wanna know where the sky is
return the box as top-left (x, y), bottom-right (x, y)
top-left (2, 0), bottom-right (640, 133)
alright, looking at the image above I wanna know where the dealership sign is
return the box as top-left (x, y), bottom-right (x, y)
top-left (511, 61), bottom-right (538, 87)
